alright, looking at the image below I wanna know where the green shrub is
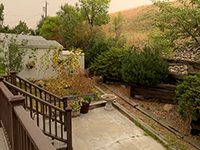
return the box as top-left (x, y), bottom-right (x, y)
top-left (121, 46), bottom-right (169, 86)
top-left (90, 47), bottom-right (127, 78)
top-left (174, 74), bottom-right (200, 121)
top-left (85, 41), bottom-right (110, 66)
top-left (82, 96), bottom-right (92, 104)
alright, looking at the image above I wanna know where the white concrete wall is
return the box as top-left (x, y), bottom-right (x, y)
top-left (18, 49), bottom-right (85, 80)
top-left (18, 48), bottom-right (56, 79)
top-left (62, 51), bottom-right (85, 72)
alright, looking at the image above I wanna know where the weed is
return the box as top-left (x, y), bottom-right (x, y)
top-left (39, 70), bottom-right (94, 97)
top-left (132, 136), bottom-right (135, 138)
top-left (146, 106), bottom-right (150, 110)
top-left (93, 87), bottom-right (103, 95)
top-left (144, 132), bottom-right (148, 136)
top-left (167, 137), bottom-right (187, 150)
top-left (116, 141), bottom-right (120, 144)
top-left (140, 103), bottom-right (144, 107)
top-left (150, 123), bottom-right (155, 129)
top-left (134, 120), bottom-right (169, 149)
top-left (145, 116), bottom-right (150, 122)
top-left (155, 100), bottom-right (160, 103)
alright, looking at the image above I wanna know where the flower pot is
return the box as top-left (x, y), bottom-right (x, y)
top-left (81, 105), bottom-right (89, 114)
top-left (26, 64), bottom-right (34, 69)
top-left (71, 108), bottom-right (81, 117)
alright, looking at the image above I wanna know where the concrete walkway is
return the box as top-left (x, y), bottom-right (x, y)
top-left (0, 128), bottom-right (8, 150)
top-left (72, 107), bottom-right (166, 150)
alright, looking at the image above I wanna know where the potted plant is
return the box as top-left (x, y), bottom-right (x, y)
top-left (79, 96), bottom-right (92, 113)
top-left (174, 74), bottom-right (200, 135)
top-left (67, 101), bottom-right (81, 117)
top-left (26, 60), bottom-right (35, 69)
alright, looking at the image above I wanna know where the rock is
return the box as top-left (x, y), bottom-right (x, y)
top-left (135, 95), bottom-right (144, 100)
top-left (164, 104), bottom-right (173, 112)
top-left (188, 65), bottom-right (195, 74)
top-left (120, 85), bottom-right (126, 89)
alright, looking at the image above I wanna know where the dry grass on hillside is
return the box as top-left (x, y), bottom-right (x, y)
top-left (105, 1), bottom-right (180, 49)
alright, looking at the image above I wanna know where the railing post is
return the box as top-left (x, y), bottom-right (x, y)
top-left (62, 96), bottom-right (68, 132)
top-left (10, 71), bottom-right (17, 95)
top-left (65, 107), bottom-right (73, 150)
top-left (10, 95), bottom-right (25, 150)
top-left (62, 96), bottom-right (68, 110)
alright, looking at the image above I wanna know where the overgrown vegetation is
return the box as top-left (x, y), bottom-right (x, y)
top-left (121, 46), bottom-right (169, 86)
top-left (174, 74), bottom-right (200, 121)
top-left (85, 41), bottom-right (110, 66)
top-left (36, 70), bottom-right (94, 97)
top-left (90, 47), bottom-right (128, 78)
top-left (149, 0), bottom-right (200, 55)
top-left (0, 35), bottom-right (27, 74)
top-left (29, 46), bottom-right (94, 97)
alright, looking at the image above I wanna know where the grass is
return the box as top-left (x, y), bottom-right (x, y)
top-left (147, 106), bottom-right (150, 110)
top-left (0, 68), bottom-right (5, 75)
top-left (104, 0), bottom-right (180, 50)
top-left (93, 87), bottom-right (104, 95)
top-left (119, 100), bottom-right (192, 149)
top-left (134, 120), bottom-right (170, 149)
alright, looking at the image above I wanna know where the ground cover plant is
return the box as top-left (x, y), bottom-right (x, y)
top-left (36, 69), bottom-right (95, 97)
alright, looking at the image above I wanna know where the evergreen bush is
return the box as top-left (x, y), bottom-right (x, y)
top-left (174, 74), bottom-right (200, 121)
top-left (85, 41), bottom-right (109, 66)
top-left (90, 47), bottom-right (127, 78)
top-left (121, 46), bottom-right (169, 86)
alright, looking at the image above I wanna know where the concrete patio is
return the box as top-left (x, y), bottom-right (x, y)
top-left (0, 105), bottom-right (167, 150)
top-left (72, 107), bottom-right (166, 150)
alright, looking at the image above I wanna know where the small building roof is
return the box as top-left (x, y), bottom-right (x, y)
top-left (0, 33), bottom-right (63, 49)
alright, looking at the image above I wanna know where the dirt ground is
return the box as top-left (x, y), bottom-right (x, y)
top-left (92, 76), bottom-right (200, 150)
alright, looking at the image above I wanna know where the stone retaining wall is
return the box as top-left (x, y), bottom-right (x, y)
top-left (168, 46), bottom-right (200, 75)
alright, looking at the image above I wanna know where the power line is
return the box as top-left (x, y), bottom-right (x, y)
top-left (6, 14), bottom-right (42, 24)
top-left (5, 13), bottom-right (42, 17)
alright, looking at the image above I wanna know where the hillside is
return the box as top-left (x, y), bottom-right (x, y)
top-left (105, 1), bottom-right (177, 49)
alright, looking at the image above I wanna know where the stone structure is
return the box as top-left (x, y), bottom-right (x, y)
top-left (168, 46), bottom-right (200, 75)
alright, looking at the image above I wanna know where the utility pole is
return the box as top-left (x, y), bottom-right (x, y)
top-left (43, 1), bottom-right (48, 20)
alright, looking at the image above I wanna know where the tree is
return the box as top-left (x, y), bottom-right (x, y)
top-left (35, 16), bottom-right (45, 35)
top-left (1, 25), bottom-right (12, 33)
top-left (57, 4), bottom-right (83, 48)
top-left (71, 23), bottom-right (105, 50)
top-left (77, 0), bottom-right (111, 27)
top-left (0, 35), bottom-right (28, 74)
top-left (0, 3), bottom-right (5, 32)
top-left (39, 16), bottom-right (62, 41)
top-left (0, 3), bottom-right (4, 26)
top-left (150, 0), bottom-right (200, 52)
top-left (12, 21), bottom-right (30, 34)
top-left (57, 3), bottom-right (105, 49)
top-left (109, 12), bottom-right (124, 42)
